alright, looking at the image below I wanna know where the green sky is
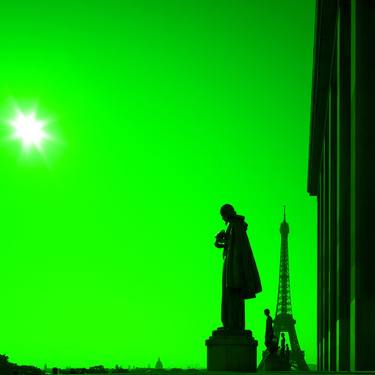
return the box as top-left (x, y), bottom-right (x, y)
top-left (0, 0), bottom-right (316, 369)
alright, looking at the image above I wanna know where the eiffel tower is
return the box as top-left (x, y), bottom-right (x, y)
top-left (258, 206), bottom-right (309, 371)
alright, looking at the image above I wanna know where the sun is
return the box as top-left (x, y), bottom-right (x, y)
top-left (9, 109), bottom-right (50, 150)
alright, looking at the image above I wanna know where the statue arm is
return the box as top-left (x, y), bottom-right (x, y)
top-left (214, 230), bottom-right (226, 248)
top-left (214, 240), bottom-right (225, 248)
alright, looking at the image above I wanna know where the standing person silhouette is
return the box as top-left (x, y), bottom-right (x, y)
top-left (286, 344), bottom-right (291, 363)
top-left (214, 204), bottom-right (262, 330)
top-left (281, 332), bottom-right (286, 353)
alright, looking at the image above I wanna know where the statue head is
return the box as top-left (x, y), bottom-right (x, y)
top-left (220, 204), bottom-right (236, 224)
top-left (264, 308), bottom-right (270, 316)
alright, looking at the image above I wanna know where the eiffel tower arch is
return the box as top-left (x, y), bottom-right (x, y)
top-left (258, 207), bottom-right (309, 371)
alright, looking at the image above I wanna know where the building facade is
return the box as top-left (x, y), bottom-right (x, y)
top-left (308, 0), bottom-right (375, 371)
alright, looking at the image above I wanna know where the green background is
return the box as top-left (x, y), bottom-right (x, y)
top-left (0, 0), bottom-right (316, 369)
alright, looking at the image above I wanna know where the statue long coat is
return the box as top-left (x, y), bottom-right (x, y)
top-left (224, 215), bottom-right (262, 299)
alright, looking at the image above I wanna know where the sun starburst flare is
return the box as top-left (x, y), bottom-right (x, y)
top-left (9, 109), bottom-right (50, 150)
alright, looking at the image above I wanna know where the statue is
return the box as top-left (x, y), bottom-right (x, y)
top-left (214, 204), bottom-right (262, 330)
top-left (261, 310), bottom-right (291, 371)
top-left (264, 308), bottom-right (277, 353)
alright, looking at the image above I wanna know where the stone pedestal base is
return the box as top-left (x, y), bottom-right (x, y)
top-left (264, 353), bottom-right (291, 371)
top-left (205, 328), bottom-right (258, 372)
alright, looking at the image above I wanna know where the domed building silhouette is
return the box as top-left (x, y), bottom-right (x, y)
top-left (155, 357), bottom-right (163, 369)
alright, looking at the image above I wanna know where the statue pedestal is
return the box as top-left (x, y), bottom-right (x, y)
top-left (205, 328), bottom-right (258, 372)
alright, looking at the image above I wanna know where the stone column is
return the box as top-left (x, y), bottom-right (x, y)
top-left (350, 0), bottom-right (375, 370)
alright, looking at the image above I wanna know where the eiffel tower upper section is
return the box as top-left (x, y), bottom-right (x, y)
top-left (276, 205), bottom-right (292, 316)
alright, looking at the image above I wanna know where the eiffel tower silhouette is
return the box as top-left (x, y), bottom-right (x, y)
top-left (258, 206), bottom-right (309, 371)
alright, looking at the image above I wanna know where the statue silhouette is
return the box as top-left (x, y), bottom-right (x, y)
top-left (264, 308), bottom-right (277, 353)
top-left (214, 204), bottom-right (262, 330)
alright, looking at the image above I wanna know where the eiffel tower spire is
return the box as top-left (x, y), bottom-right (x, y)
top-left (276, 205), bottom-right (292, 316)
